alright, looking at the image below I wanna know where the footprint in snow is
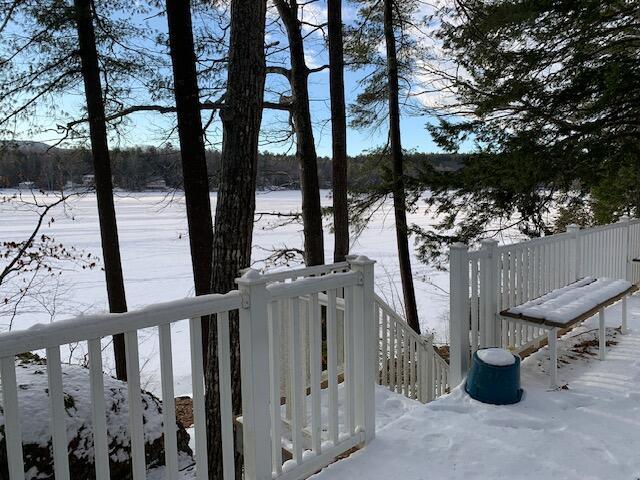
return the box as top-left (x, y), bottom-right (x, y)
top-left (548, 392), bottom-right (595, 410)
top-left (427, 403), bottom-right (472, 415)
top-left (483, 416), bottom-right (555, 431)
top-left (420, 432), bottom-right (453, 450)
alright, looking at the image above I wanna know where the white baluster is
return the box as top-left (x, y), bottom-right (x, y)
top-left (125, 330), bottom-right (146, 480)
top-left (88, 339), bottom-right (110, 480)
top-left (189, 317), bottom-right (208, 480)
top-left (158, 324), bottom-right (178, 480)
top-left (47, 346), bottom-right (70, 480)
top-left (1, 356), bottom-right (24, 480)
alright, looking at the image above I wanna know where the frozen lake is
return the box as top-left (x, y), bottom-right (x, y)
top-left (1, 189), bottom-right (449, 395)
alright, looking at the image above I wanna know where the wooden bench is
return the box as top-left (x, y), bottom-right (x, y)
top-left (500, 278), bottom-right (637, 388)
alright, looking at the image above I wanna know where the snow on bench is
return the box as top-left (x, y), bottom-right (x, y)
top-left (506, 277), bottom-right (632, 325)
top-left (500, 277), bottom-right (637, 387)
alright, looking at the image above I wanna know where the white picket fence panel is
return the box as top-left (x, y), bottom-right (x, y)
top-left (450, 216), bottom-right (640, 385)
top-left (264, 259), bottom-right (450, 413)
top-left (375, 295), bottom-right (449, 402)
top-left (0, 257), bottom-right (380, 480)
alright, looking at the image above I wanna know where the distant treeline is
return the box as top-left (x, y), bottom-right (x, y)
top-left (0, 141), bottom-right (464, 191)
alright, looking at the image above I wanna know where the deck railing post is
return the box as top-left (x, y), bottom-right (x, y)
top-left (236, 269), bottom-right (272, 480)
top-left (350, 255), bottom-right (377, 445)
top-left (480, 239), bottom-right (500, 347)
top-left (449, 243), bottom-right (470, 387)
top-left (566, 224), bottom-right (581, 282)
top-left (620, 215), bottom-right (632, 282)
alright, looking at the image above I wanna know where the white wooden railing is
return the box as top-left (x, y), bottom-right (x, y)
top-left (375, 295), bottom-right (449, 402)
top-left (450, 216), bottom-right (640, 385)
top-left (0, 257), bottom-right (377, 480)
top-left (265, 259), bottom-right (450, 411)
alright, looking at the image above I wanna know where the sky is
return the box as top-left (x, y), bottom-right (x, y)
top-left (5, 0), bottom-right (448, 157)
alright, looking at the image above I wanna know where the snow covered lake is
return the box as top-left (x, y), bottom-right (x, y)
top-left (1, 189), bottom-right (449, 396)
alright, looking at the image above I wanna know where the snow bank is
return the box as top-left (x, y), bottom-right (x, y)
top-left (477, 348), bottom-right (515, 366)
top-left (0, 354), bottom-right (193, 479)
top-left (508, 277), bottom-right (632, 323)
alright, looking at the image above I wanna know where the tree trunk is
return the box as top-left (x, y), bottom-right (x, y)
top-left (328, 0), bottom-right (349, 263)
top-left (205, 0), bottom-right (267, 477)
top-left (165, 0), bottom-right (214, 361)
top-left (73, 0), bottom-right (128, 379)
top-left (383, 0), bottom-right (420, 334)
top-left (275, 0), bottom-right (325, 266)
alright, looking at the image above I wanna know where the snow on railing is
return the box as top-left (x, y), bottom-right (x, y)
top-left (449, 216), bottom-right (640, 386)
top-left (0, 257), bottom-right (378, 480)
top-left (0, 290), bottom-right (242, 480)
top-left (375, 294), bottom-right (449, 402)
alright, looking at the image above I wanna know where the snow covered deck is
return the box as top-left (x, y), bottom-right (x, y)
top-left (312, 293), bottom-right (640, 480)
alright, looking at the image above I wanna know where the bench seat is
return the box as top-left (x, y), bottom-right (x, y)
top-left (499, 277), bottom-right (637, 387)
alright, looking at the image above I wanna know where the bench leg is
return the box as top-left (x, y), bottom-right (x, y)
top-left (622, 296), bottom-right (628, 335)
top-left (599, 308), bottom-right (606, 361)
top-left (548, 328), bottom-right (557, 388)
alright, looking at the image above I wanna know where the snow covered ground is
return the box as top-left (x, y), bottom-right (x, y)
top-left (312, 293), bottom-right (640, 480)
top-left (1, 190), bottom-right (450, 396)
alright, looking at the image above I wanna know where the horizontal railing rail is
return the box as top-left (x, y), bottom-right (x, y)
top-left (259, 262), bottom-right (350, 283)
top-left (0, 291), bottom-right (242, 358)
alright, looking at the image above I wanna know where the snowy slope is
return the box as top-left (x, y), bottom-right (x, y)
top-left (311, 293), bottom-right (640, 480)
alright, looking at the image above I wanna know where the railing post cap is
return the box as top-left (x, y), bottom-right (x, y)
top-left (450, 242), bottom-right (468, 251)
top-left (348, 254), bottom-right (376, 266)
top-left (566, 223), bottom-right (580, 230)
top-left (235, 268), bottom-right (268, 286)
top-left (620, 214), bottom-right (631, 223)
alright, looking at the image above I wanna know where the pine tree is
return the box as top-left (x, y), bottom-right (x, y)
top-left (165, 0), bottom-right (214, 360)
top-left (274, 0), bottom-right (325, 267)
top-left (328, 0), bottom-right (349, 262)
top-left (345, 0), bottom-right (424, 333)
top-left (205, 0), bottom-right (267, 476)
top-left (73, 0), bottom-right (130, 379)
top-left (417, 0), bottom-right (640, 259)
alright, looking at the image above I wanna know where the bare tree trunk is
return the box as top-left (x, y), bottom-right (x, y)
top-left (275, 0), bottom-right (325, 266)
top-left (383, 0), bottom-right (420, 334)
top-left (73, 0), bottom-right (128, 379)
top-left (165, 0), bottom-right (214, 361)
top-left (328, 0), bottom-right (349, 263)
top-left (205, 0), bottom-right (267, 477)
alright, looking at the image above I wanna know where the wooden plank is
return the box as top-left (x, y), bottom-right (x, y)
top-left (289, 297), bottom-right (304, 463)
top-left (1, 356), bottom-right (24, 480)
top-left (471, 260), bottom-right (479, 353)
top-left (327, 290), bottom-right (339, 446)
top-left (268, 302), bottom-right (283, 474)
top-left (189, 317), bottom-right (209, 480)
top-left (389, 318), bottom-right (396, 392)
top-left (125, 330), bottom-right (146, 480)
top-left (344, 286), bottom-right (356, 435)
top-left (380, 311), bottom-right (388, 386)
top-left (47, 346), bottom-right (71, 480)
top-left (88, 339), bottom-right (110, 480)
top-left (158, 324), bottom-right (179, 480)
top-left (217, 312), bottom-right (235, 480)
top-left (309, 293), bottom-right (322, 454)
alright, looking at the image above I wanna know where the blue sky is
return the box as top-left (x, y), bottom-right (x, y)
top-left (9, 1), bottom-right (445, 156)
